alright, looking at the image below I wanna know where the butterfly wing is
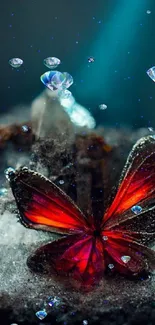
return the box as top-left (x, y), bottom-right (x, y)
top-left (9, 167), bottom-right (90, 234)
top-left (27, 233), bottom-right (105, 286)
top-left (101, 136), bottom-right (155, 275)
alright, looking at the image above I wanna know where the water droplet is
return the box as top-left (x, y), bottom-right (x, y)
top-left (43, 57), bottom-right (61, 69)
top-left (59, 180), bottom-right (64, 185)
top-left (88, 57), bottom-right (95, 63)
top-left (102, 235), bottom-right (108, 241)
top-left (147, 67), bottom-right (155, 82)
top-left (58, 89), bottom-right (72, 100)
top-left (147, 10), bottom-right (151, 14)
top-left (83, 320), bottom-right (88, 325)
top-left (108, 263), bottom-right (114, 269)
top-left (5, 167), bottom-right (15, 181)
top-left (99, 104), bottom-right (107, 110)
top-left (121, 256), bottom-right (131, 263)
top-left (9, 58), bottom-right (23, 68)
top-left (131, 205), bottom-right (142, 214)
top-left (35, 310), bottom-right (47, 320)
top-left (0, 187), bottom-right (8, 197)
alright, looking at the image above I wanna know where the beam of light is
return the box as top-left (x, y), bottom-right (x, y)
top-left (75, 0), bottom-right (149, 103)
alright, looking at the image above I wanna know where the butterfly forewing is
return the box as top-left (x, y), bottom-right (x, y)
top-left (10, 167), bottom-right (90, 234)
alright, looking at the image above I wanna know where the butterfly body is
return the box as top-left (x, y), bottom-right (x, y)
top-left (9, 136), bottom-right (155, 287)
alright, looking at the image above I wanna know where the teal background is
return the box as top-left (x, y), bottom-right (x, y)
top-left (0, 0), bottom-right (154, 127)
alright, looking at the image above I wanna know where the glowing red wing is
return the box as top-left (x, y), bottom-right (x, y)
top-left (103, 136), bottom-right (155, 241)
top-left (10, 167), bottom-right (90, 234)
top-left (27, 234), bottom-right (105, 286)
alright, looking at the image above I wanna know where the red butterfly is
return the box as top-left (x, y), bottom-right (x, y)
top-left (9, 136), bottom-right (155, 287)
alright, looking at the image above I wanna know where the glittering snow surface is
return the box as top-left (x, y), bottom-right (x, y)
top-left (0, 189), bottom-right (155, 323)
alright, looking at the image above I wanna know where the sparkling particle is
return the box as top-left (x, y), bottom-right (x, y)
top-left (148, 127), bottom-right (154, 132)
top-left (48, 296), bottom-right (61, 307)
top-left (0, 188), bottom-right (8, 197)
top-left (99, 104), bottom-right (107, 110)
top-left (35, 310), bottom-right (47, 320)
top-left (83, 321), bottom-right (88, 325)
top-left (131, 205), bottom-right (142, 214)
top-left (102, 235), bottom-right (108, 241)
top-left (121, 256), bottom-right (131, 263)
top-left (5, 167), bottom-right (15, 181)
top-left (21, 125), bottom-right (29, 132)
top-left (9, 58), bottom-right (23, 68)
top-left (147, 67), bottom-right (155, 82)
top-left (147, 10), bottom-right (151, 14)
top-left (59, 180), bottom-right (65, 185)
top-left (108, 263), bottom-right (114, 269)
top-left (58, 89), bottom-right (72, 100)
top-left (43, 57), bottom-right (61, 69)
top-left (88, 57), bottom-right (95, 63)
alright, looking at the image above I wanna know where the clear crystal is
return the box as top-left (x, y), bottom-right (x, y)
top-left (147, 67), bottom-right (155, 82)
top-left (58, 89), bottom-right (72, 100)
top-left (0, 188), bottom-right (8, 197)
top-left (131, 205), bottom-right (142, 214)
top-left (35, 310), bottom-right (47, 320)
top-left (108, 263), bottom-right (114, 269)
top-left (43, 57), bottom-right (61, 69)
top-left (121, 256), bottom-right (131, 263)
top-left (9, 58), bottom-right (23, 68)
top-left (5, 167), bottom-right (15, 181)
top-left (99, 104), bottom-right (107, 110)
top-left (62, 72), bottom-right (73, 88)
top-left (102, 235), bottom-right (108, 241)
top-left (88, 57), bottom-right (95, 63)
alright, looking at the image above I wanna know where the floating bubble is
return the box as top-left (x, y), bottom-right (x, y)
top-left (58, 89), bottom-right (72, 100)
top-left (88, 57), bottom-right (95, 63)
top-left (147, 10), bottom-right (151, 14)
top-left (0, 187), bottom-right (8, 197)
top-left (9, 58), bottom-right (23, 68)
top-left (121, 256), bottom-right (131, 264)
top-left (43, 57), bottom-right (61, 69)
top-left (131, 205), bottom-right (142, 214)
top-left (147, 67), bottom-right (155, 82)
top-left (99, 104), bottom-right (107, 110)
top-left (35, 310), bottom-right (47, 320)
top-left (5, 167), bottom-right (15, 181)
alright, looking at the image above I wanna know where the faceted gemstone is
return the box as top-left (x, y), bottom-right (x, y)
top-left (102, 235), bottom-right (108, 241)
top-left (5, 167), bottom-right (15, 181)
top-left (88, 57), bottom-right (95, 63)
top-left (62, 72), bottom-right (73, 88)
top-left (108, 263), bottom-right (114, 269)
top-left (121, 256), bottom-right (131, 263)
top-left (83, 320), bottom-right (88, 325)
top-left (51, 71), bottom-right (66, 89)
top-left (9, 58), bottom-right (23, 68)
top-left (43, 57), bottom-right (61, 69)
top-left (99, 104), bottom-right (107, 110)
top-left (147, 67), bottom-right (155, 82)
top-left (48, 296), bottom-right (61, 307)
top-left (35, 310), bottom-right (47, 320)
top-left (59, 180), bottom-right (65, 185)
top-left (58, 89), bottom-right (72, 100)
top-left (40, 70), bottom-right (60, 90)
top-left (131, 205), bottom-right (142, 214)
top-left (0, 188), bottom-right (8, 197)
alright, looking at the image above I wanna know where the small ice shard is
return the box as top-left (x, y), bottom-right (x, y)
top-left (0, 188), bottom-right (8, 197)
top-left (88, 56), bottom-right (95, 63)
top-left (35, 310), bottom-right (47, 320)
top-left (99, 104), bottom-right (107, 110)
top-left (5, 167), bottom-right (15, 181)
top-left (102, 235), bottom-right (108, 241)
top-left (131, 205), bottom-right (142, 214)
top-left (9, 58), bottom-right (23, 68)
top-left (108, 263), bottom-right (114, 269)
top-left (121, 256), bottom-right (131, 263)
top-left (147, 67), bottom-right (155, 82)
top-left (43, 57), bottom-right (61, 69)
